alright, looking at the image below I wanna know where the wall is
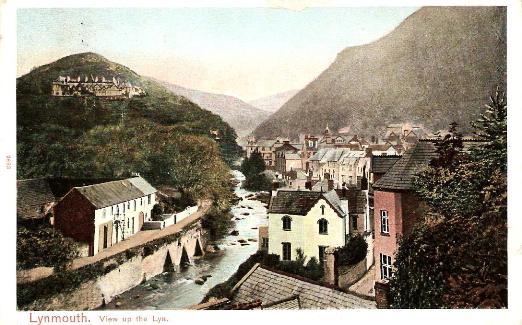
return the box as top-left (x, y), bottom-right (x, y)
top-left (54, 189), bottom-right (95, 254)
top-left (338, 258), bottom-right (368, 288)
top-left (268, 198), bottom-right (345, 261)
top-left (93, 193), bottom-right (156, 255)
top-left (20, 226), bottom-right (205, 311)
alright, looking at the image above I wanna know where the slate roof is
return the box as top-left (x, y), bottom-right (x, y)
top-left (74, 176), bottom-right (156, 209)
top-left (371, 155), bottom-right (401, 174)
top-left (17, 177), bottom-right (118, 219)
top-left (336, 188), bottom-right (367, 214)
top-left (373, 141), bottom-right (437, 191)
top-left (269, 190), bottom-right (346, 217)
top-left (231, 264), bottom-right (376, 309)
top-left (17, 179), bottom-right (56, 219)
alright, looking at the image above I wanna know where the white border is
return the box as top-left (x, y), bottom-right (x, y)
top-left (1, 1), bottom-right (521, 324)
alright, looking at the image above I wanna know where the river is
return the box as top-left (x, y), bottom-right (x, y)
top-left (102, 170), bottom-right (268, 310)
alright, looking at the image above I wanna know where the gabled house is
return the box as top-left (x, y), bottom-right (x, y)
top-left (267, 190), bottom-right (347, 263)
top-left (372, 141), bottom-right (437, 282)
top-left (53, 176), bottom-right (157, 256)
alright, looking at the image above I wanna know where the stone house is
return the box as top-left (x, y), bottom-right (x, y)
top-left (371, 141), bottom-right (437, 282)
top-left (267, 190), bottom-right (348, 263)
top-left (54, 176), bottom-right (157, 256)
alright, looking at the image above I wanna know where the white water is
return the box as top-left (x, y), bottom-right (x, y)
top-left (102, 170), bottom-right (268, 310)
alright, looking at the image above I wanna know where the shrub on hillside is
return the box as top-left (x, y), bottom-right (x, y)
top-left (17, 225), bottom-right (80, 271)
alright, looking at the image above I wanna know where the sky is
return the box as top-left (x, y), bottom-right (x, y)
top-left (17, 7), bottom-right (418, 101)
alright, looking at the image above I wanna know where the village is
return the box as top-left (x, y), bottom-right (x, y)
top-left (15, 116), bottom-right (483, 310)
top-left (10, 5), bottom-right (508, 315)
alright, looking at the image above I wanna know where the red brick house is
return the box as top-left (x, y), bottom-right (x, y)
top-left (371, 141), bottom-right (437, 282)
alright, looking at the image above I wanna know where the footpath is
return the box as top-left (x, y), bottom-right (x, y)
top-left (17, 200), bottom-right (212, 284)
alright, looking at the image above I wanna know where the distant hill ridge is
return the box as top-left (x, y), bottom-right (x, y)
top-left (253, 7), bottom-right (506, 139)
top-left (154, 79), bottom-right (270, 138)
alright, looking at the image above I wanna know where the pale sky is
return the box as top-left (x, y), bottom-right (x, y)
top-left (17, 7), bottom-right (419, 100)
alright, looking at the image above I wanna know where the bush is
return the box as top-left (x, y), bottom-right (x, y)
top-left (337, 234), bottom-right (368, 266)
top-left (201, 207), bottom-right (234, 240)
top-left (17, 225), bottom-right (80, 270)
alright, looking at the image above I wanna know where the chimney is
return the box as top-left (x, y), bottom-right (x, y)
top-left (323, 247), bottom-right (338, 286)
top-left (327, 179), bottom-right (334, 191)
top-left (374, 281), bottom-right (391, 309)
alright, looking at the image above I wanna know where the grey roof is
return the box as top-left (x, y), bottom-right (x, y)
top-left (17, 179), bottom-right (56, 219)
top-left (128, 177), bottom-right (156, 195)
top-left (232, 264), bottom-right (376, 309)
top-left (269, 190), bottom-right (346, 217)
top-left (371, 155), bottom-right (401, 174)
top-left (373, 141), bottom-right (437, 191)
top-left (17, 177), bottom-right (119, 219)
top-left (74, 177), bottom-right (156, 209)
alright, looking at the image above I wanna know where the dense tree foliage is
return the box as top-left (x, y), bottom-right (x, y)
top-left (390, 88), bottom-right (507, 308)
top-left (336, 234), bottom-right (368, 267)
top-left (17, 225), bottom-right (80, 270)
top-left (240, 152), bottom-right (272, 191)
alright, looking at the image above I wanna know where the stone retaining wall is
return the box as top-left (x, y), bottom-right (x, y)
top-left (21, 227), bottom-right (205, 311)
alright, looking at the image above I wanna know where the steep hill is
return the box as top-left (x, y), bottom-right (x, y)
top-left (16, 52), bottom-right (242, 179)
top-left (253, 7), bottom-right (506, 139)
top-left (248, 89), bottom-right (300, 113)
top-left (155, 80), bottom-right (270, 138)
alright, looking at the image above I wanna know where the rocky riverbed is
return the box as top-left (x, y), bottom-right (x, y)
top-left (101, 170), bottom-right (268, 310)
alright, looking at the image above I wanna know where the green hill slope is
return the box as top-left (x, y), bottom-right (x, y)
top-left (17, 52), bottom-right (241, 198)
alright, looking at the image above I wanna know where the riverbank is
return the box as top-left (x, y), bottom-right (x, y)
top-left (98, 170), bottom-right (269, 309)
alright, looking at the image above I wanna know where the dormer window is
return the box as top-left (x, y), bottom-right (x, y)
top-left (282, 215), bottom-right (292, 231)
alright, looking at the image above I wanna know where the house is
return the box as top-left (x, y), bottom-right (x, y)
top-left (17, 177), bottom-right (118, 226)
top-left (275, 141), bottom-right (303, 175)
top-left (371, 141), bottom-right (437, 283)
top-left (53, 176), bottom-right (157, 256)
top-left (229, 263), bottom-right (376, 309)
top-left (245, 137), bottom-right (290, 169)
top-left (267, 189), bottom-right (347, 262)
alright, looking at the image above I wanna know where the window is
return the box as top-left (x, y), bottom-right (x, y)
top-left (282, 242), bottom-right (291, 261)
top-left (282, 216), bottom-right (292, 231)
top-left (380, 210), bottom-right (389, 234)
top-left (148, 194), bottom-right (151, 205)
top-left (318, 246), bottom-right (327, 264)
top-left (133, 200), bottom-right (136, 211)
top-left (102, 209), bottom-right (106, 217)
top-left (111, 206), bottom-right (114, 215)
top-left (320, 204), bottom-right (325, 215)
top-left (140, 198), bottom-right (143, 206)
top-left (351, 216), bottom-right (358, 230)
top-left (116, 206), bottom-right (119, 215)
top-left (123, 204), bottom-right (126, 213)
top-left (318, 218), bottom-right (328, 234)
top-left (128, 202), bottom-right (131, 209)
top-left (380, 253), bottom-right (393, 280)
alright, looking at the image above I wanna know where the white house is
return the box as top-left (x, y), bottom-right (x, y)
top-left (267, 190), bottom-right (348, 263)
top-left (54, 176), bottom-right (157, 256)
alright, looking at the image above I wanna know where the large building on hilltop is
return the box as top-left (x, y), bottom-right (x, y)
top-left (51, 75), bottom-right (145, 99)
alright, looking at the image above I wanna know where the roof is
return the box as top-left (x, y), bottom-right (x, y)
top-left (336, 188), bottom-right (367, 214)
top-left (74, 176), bottom-right (156, 209)
top-left (231, 264), bottom-right (376, 309)
top-left (17, 179), bottom-right (56, 219)
top-left (17, 177), bottom-right (119, 219)
top-left (371, 155), bottom-right (401, 174)
top-left (269, 190), bottom-right (346, 217)
top-left (373, 141), bottom-right (437, 191)
top-left (284, 153), bottom-right (301, 160)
